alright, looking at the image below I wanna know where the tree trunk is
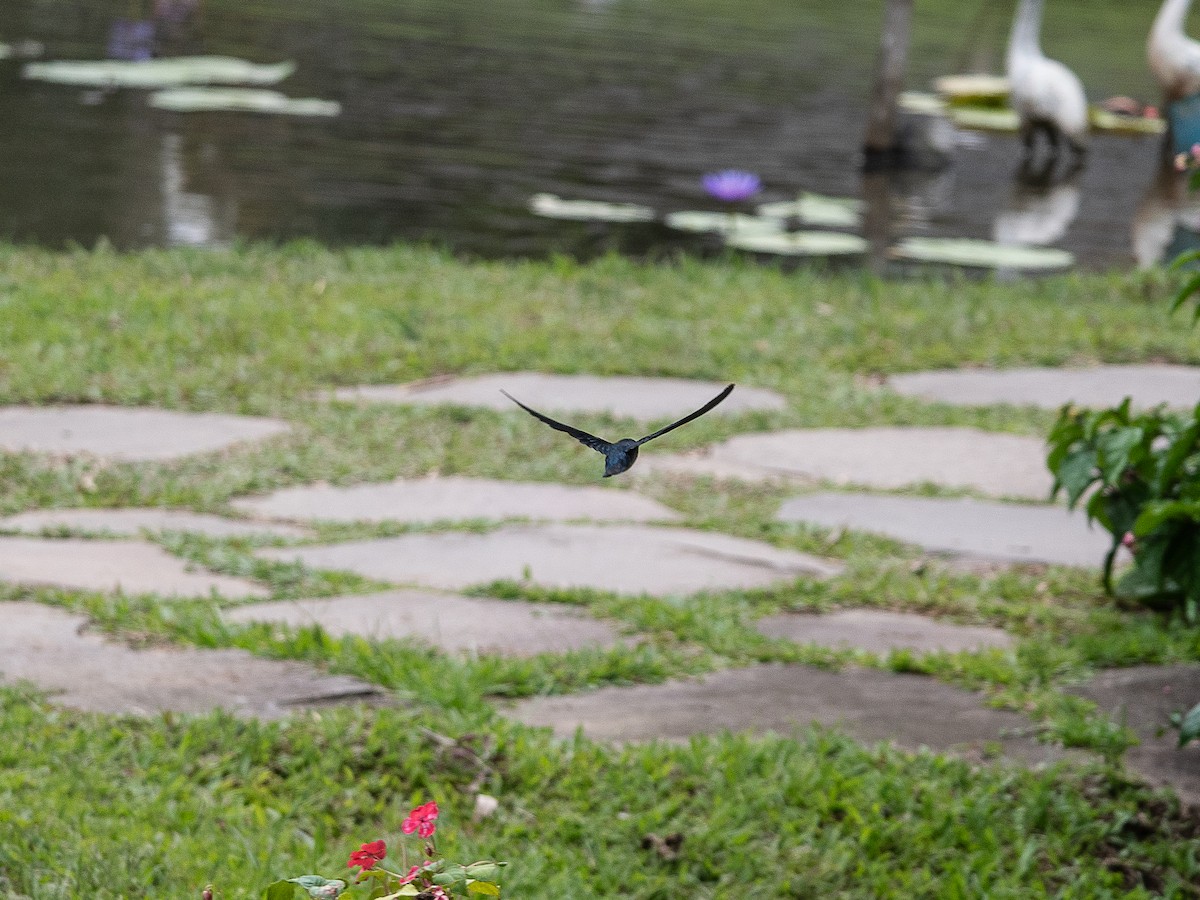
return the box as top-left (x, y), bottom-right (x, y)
top-left (863, 0), bottom-right (914, 166)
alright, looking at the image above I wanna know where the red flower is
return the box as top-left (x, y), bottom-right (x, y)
top-left (399, 865), bottom-right (422, 885)
top-left (402, 801), bottom-right (439, 838)
top-left (347, 839), bottom-right (387, 871)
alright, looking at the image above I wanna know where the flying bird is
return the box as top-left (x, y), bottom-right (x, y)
top-left (501, 383), bottom-right (735, 477)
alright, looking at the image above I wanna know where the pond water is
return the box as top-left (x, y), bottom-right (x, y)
top-left (0, 0), bottom-right (1195, 270)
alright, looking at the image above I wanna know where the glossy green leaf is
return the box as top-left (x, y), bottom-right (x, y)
top-left (467, 880), bottom-right (502, 896)
top-left (1178, 702), bottom-right (1200, 746)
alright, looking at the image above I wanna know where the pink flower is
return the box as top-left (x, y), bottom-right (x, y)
top-left (1121, 531), bottom-right (1137, 552)
top-left (347, 839), bottom-right (387, 871)
top-left (402, 801), bottom-right (439, 838)
top-left (399, 865), bottom-right (422, 885)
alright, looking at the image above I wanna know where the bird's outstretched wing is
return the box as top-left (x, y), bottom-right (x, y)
top-left (635, 383), bottom-right (735, 446)
top-left (501, 390), bottom-right (613, 454)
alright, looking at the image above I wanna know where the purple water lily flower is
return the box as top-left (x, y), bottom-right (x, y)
top-left (702, 170), bottom-right (762, 203)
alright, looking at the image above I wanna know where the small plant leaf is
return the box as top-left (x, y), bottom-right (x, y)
top-left (264, 882), bottom-right (296, 900)
top-left (468, 880), bottom-right (502, 896)
top-left (287, 876), bottom-right (347, 899)
top-left (1178, 701), bottom-right (1200, 746)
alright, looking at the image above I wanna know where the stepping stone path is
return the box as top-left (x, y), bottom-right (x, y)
top-left (0, 536), bottom-right (266, 598)
top-left (1071, 664), bottom-right (1200, 806)
top-left (641, 427), bottom-right (1054, 499)
top-left (507, 663), bottom-right (1067, 766)
top-left (226, 589), bottom-right (622, 656)
top-left (887, 364), bottom-right (1200, 411)
top-left (0, 405), bottom-right (289, 461)
top-left (0, 601), bottom-right (380, 718)
top-left (0, 508), bottom-right (311, 539)
top-left (776, 492), bottom-right (1114, 568)
top-left (756, 608), bottom-right (1013, 654)
top-left (256, 524), bottom-right (841, 595)
top-left (332, 372), bottom-right (785, 418)
top-left (232, 475), bottom-right (678, 524)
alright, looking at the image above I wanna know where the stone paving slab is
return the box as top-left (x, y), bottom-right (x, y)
top-left (507, 663), bottom-right (1068, 765)
top-left (256, 524), bottom-right (842, 595)
top-left (0, 536), bottom-right (267, 598)
top-left (0, 508), bottom-right (311, 539)
top-left (231, 476), bottom-right (679, 524)
top-left (1071, 664), bottom-right (1200, 806)
top-left (776, 492), bottom-right (1112, 568)
top-left (332, 373), bottom-right (786, 418)
top-left (226, 589), bottom-right (622, 656)
top-left (0, 601), bottom-right (380, 718)
top-left (756, 608), bottom-right (1013, 654)
top-left (0, 405), bottom-right (290, 461)
top-left (640, 427), bottom-right (1054, 499)
top-left (887, 365), bottom-right (1200, 411)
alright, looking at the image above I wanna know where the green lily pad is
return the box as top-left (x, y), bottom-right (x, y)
top-left (949, 105), bottom-right (1020, 132)
top-left (529, 193), bottom-right (655, 223)
top-left (933, 73), bottom-right (1010, 104)
top-left (890, 237), bottom-right (1073, 270)
top-left (1089, 107), bottom-right (1166, 135)
top-left (22, 56), bottom-right (296, 88)
top-left (726, 230), bottom-right (868, 256)
top-left (664, 210), bottom-right (781, 235)
top-left (757, 193), bottom-right (863, 228)
top-left (898, 91), bottom-right (948, 116)
top-left (149, 88), bottom-right (340, 116)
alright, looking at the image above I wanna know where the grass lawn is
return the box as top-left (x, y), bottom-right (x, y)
top-left (1, 243), bottom-right (1199, 898)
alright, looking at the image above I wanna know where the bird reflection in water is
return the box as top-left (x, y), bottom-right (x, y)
top-left (1131, 146), bottom-right (1200, 267)
top-left (993, 160), bottom-right (1082, 249)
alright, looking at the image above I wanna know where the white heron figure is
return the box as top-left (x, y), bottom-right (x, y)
top-left (1006, 0), bottom-right (1089, 161)
top-left (1149, 0), bottom-right (1200, 102)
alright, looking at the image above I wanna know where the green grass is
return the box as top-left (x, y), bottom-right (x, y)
top-left (1, 243), bottom-right (1199, 897)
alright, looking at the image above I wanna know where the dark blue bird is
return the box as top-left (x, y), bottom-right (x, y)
top-left (501, 383), bottom-right (735, 477)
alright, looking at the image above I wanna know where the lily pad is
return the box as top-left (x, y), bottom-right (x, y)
top-left (757, 193), bottom-right (863, 228)
top-left (22, 56), bottom-right (296, 88)
top-left (726, 230), bottom-right (868, 257)
top-left (949, 106), bottom-right (1020, 132)
top-left (529, 193), bottom-right (655, 223)
top-left (890, 237), bottom-right (1073, 271)
top-left (149, 88), bottom-right (340, 116)
top-left (933, 73), bottom-right (1010, 105)
top-left (898, 91), bottom-right (948, 116)
top-left (1089, 107), bottom-right (1166, 135)
top-left (663, 210), bottom-right (781, 236)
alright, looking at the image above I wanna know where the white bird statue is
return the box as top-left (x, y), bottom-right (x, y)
top-left (1149, 0), bottom-right (1200, 103)
top-left (1006, 0), bottom-right (1089, 162)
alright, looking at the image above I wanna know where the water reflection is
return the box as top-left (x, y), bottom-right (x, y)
top-left (0, 0), bottom-right (1184, 269)
top-left (1131, 147), bottom-right (1200, 267)
top-left (993, 163), bottom-right (1082, 248)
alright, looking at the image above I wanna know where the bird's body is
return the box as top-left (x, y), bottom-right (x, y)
top-left (1149, 0), bottom-right (1200, 103)
top-left (502, 383), bottom-right (735, 477)
top-left (1006, 0), bottom-right (1088, 160)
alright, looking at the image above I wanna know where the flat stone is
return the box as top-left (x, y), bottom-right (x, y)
top-left (231, 476), bottom-right (678, 524)
top-left (332, 373), bottom-right (785, 418)
top-left (256, 524), bottom-right (841, 595)
top-left (507, 663), bottom-right (1067, 765)
top-left (776, 492), bottom-right (1112, 568)
top-left (1072, 665), bottom-right (1200, 806)
top-left (887, 365), bottom-right (1200, 411)
top-left (0, 601), bottom-right (379, 717)
top-left (641, 427), bottom-right (1053, 499)
top-left (756, 608), bottom-right (1014, 654)
top-left (0, 508), bottom-right (311, 539)
top-left (0, 536), bottom-right (267, 598)
top-left (226, 589), bottom-right (621, 656)
top-left (0, 405), bottom-right (290, 461)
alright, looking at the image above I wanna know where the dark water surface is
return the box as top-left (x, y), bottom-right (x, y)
top-left (0, 0), bottom-right (1193, 269)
